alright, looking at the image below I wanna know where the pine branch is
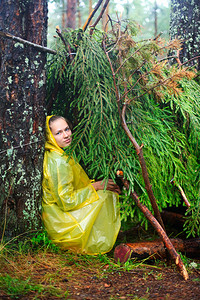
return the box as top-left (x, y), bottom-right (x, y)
top-left (0, 30), bottom-right (56, 54)
top-left (103, 29), bottom-right (165, 230)
top-left (126, 68), bottom-right (192, 105)
top-left (115, 44), bottom-right (146, 75)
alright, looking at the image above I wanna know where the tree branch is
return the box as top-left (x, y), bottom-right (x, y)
top-left (121, 104), bottom-right (165, 230)
top-left (121, 177), bottom-right (189, 280)
top-left (103, 29), bottom-right (165, 230)
top-left (55, 26), bottom-right (75, 62)
top-left (0, 30), bottom-right (56, 54)
top-left (90, 0), bottom-right (110, 34)
top-left (82, 0), bottom-right (103, 32)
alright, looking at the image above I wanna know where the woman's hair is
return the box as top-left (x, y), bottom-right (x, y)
top-left (49, 115), bottom-right (72, 131)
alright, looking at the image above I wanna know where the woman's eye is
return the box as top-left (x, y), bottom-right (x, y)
top-left (65, 128), bottom-right (70, 132)
top-left (56, 132), bottom-right (61, 135)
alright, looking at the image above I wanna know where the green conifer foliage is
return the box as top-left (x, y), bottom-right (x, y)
top-left (47, 23), bottom-right (200, 236)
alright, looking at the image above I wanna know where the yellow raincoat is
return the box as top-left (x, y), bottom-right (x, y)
top-left (42, 116), bottom-right (121, 254)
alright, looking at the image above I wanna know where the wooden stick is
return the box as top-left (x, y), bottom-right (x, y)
top-left (90, 0), bottom-right (110, 34)
top-left (170, 178), bottom-right (190, 208)
top-left (121, 105), bottom-right (165, 230)
top-left (121, 177), bottom-right (189, 280)
top-left (176, 184), bottom-right (191, 208)
top-left (82, 0), bottom-right (103, 32)
top-left (0, 30), bottom-right (56, 54)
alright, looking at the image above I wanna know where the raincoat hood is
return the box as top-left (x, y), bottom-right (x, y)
top-left (45, 115), bottom-right (64, 155)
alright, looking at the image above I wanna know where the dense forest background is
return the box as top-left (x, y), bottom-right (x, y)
top-left (48, 0), bottom-right (170, 45)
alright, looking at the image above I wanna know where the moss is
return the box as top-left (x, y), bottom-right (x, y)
top-left (25, 57), bottom-right (29, 66)
top-left (14, 42), bottom-right (24, 48)
top-left (8, 76), bottom-right (12, 84)
top-left (33, 60), bottom-right (40, 68)
top-left (38, 80), bottom-right (44, 88)
top-left (6, 148), bottom-right (13, 157)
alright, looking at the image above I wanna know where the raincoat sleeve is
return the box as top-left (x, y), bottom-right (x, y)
top-left (43, 153), bottom-right (99, 212)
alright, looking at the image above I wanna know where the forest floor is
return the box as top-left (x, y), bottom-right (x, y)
top-left (0, 225), bottom-right (200, 299)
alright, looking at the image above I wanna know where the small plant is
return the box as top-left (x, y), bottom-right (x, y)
top-left (0, 230), bottom-right (59, 255)
top-left (30, 230), bottom-right (59, 252)
top-left (0, 274), bottom-right (44, 297)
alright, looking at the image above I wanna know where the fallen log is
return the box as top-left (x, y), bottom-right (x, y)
top-left (114, 238), bottom-right (200, 263)
top-left (161, 210), bottom-right (185, 227)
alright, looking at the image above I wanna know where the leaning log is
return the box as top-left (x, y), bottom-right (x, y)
top-left (114, 238), bottom-right (200, 263)
top-left (119, 178), bottom-right (189, 280)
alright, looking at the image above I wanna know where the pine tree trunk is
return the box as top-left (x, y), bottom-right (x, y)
top-left (89, 0), bottom-right (93, 26)
top-left (170, 0), bottom-right (200, 69)
top-left (67, 0), bottom-right (76, 29)
top-left (102, 1), bottom-right (109, 32)
top-left (154, 0), bottom-right (158, 37)
top-left (0, 0), bottom-right (47, 237)
top-left (62, 0), bottom-right (66, 29)
top-left (77, 0), bottom-right (82, 28)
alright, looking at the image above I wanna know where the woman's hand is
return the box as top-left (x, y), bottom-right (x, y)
top-left (92, 179), bottom-right (121, 194)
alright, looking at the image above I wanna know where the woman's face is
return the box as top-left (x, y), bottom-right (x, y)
top-left (50, 118), bottom-right (72, 148)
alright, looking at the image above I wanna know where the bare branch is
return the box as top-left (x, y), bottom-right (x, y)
top-left (180, 55), bottom-right (200, 67)
top-left (55, 26), bottom-right (75, 61)
top-left (82, 0), bottom-right (103, 32)
top-left (90, 0), bottom-right (110, 34)
top-left (0, 30), bottom-right (56, 54)
top-left (0, 140), bottom-right (43, 156)
top-left (158, 55), bottom-right (178, 62)
top-left (121, 104), bottom-right (165, 229)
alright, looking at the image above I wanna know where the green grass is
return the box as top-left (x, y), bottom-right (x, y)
top-left (0, 274), bottom-right (69, 299)
top-left (0, 230), bottom-right (199, 299)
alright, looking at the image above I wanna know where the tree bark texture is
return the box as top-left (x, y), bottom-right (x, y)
top-left (170, 0), bottom-right (200, 69)
top-left (62, 0), bottom-right (66, 29)
top-left (0, 0), bottom-right (47, 236)
top-left (102, 2), bottom-right (109, 32)
top-left (67, 0), bottom-right (77, 29)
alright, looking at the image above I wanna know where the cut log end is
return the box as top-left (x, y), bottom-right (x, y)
top-left (114, 244), bottom-right (132, 263)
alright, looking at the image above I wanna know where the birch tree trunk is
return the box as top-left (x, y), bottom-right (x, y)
top-left (0, 0), bottom-right (48, 237)
top-left (170, 0), bottom-right (200, 69)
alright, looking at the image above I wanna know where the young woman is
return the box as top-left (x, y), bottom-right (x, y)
top-left (42, 115), bottom-right (121, 255)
